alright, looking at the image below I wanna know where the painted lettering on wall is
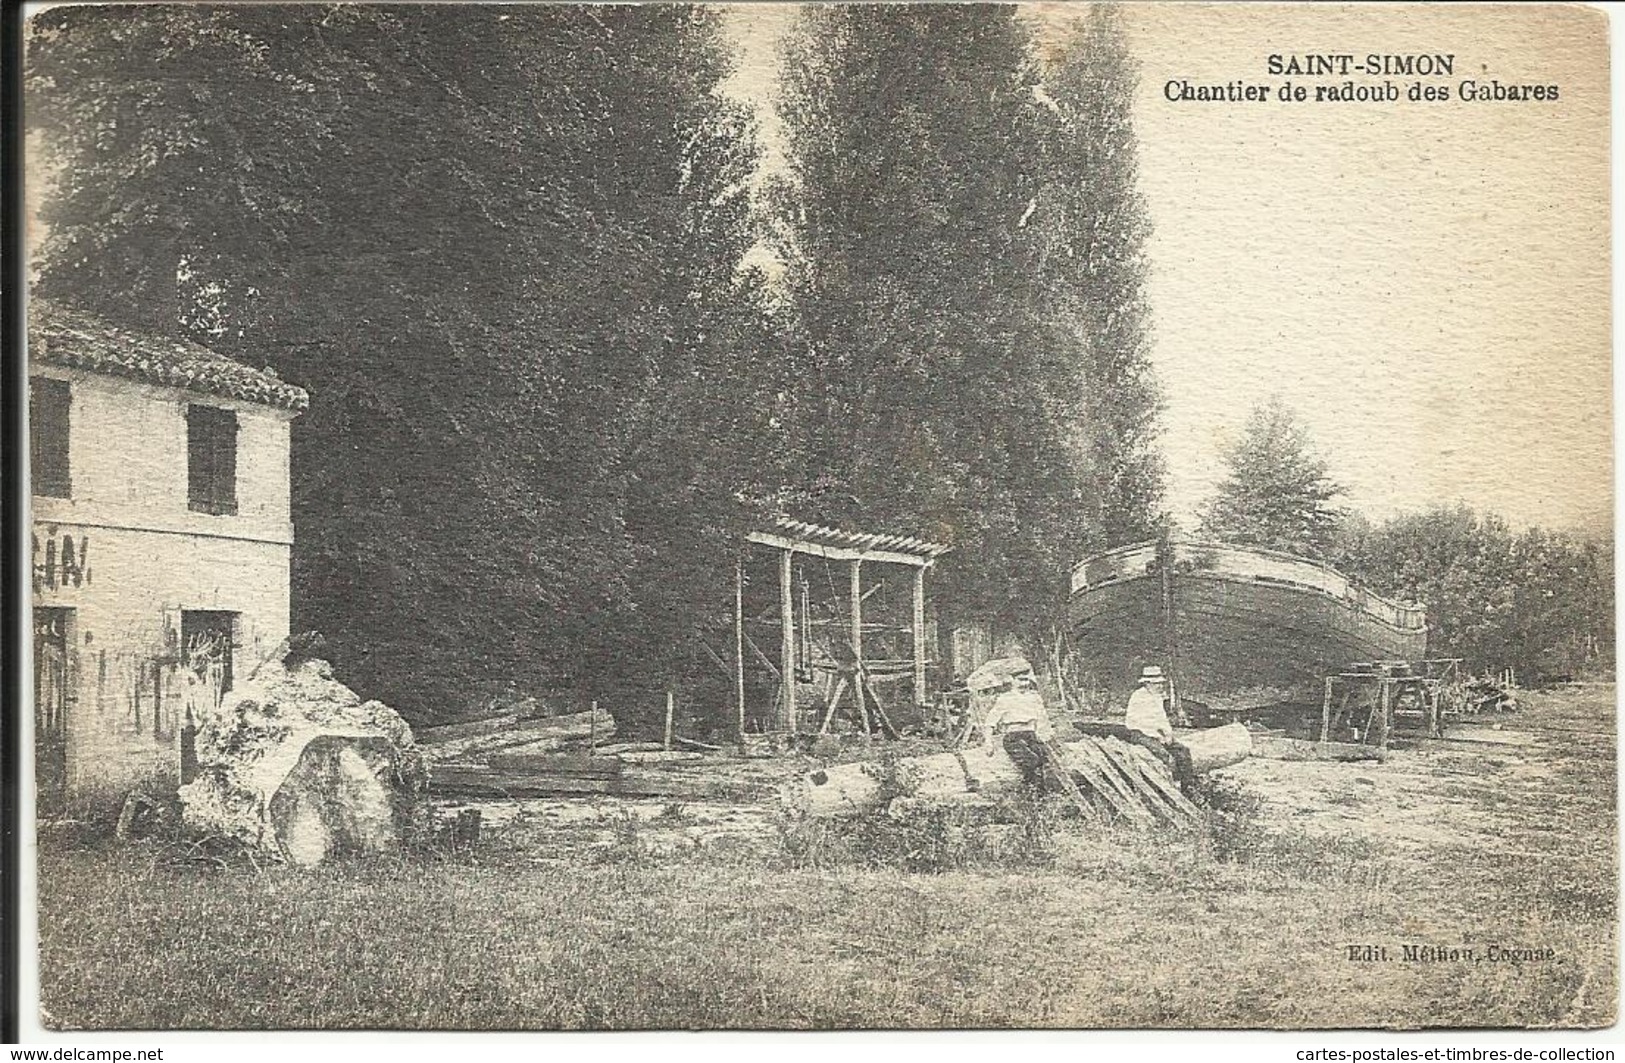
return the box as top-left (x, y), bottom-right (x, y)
top-left (32, 528), bottom-right (90, 592)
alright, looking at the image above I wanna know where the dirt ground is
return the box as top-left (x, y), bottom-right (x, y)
top-left (37, 684), bottom-right (1617, 1030)
top-left (443, 685), bottom-right (1614, 871)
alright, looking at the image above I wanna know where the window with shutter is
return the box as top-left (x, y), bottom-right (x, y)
top-left (30, 377), bottom-right (71, 498)
top-left (187, 405), bottom-right (239, 515)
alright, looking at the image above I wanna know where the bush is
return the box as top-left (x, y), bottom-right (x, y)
top-left (1190, 774), bottom-right (1267, 864)
top-left (776, 786), bottom-right (1063, 875)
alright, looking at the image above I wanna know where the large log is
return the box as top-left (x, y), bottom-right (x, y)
top-left (1171, 722), bottom-right (1252, 773)
top-left (428, 764), bottom-right (756, 801)
top-left (798, 747), bottom-right (1026, 819)
top-left (419, 707), bottom-right (616, 761)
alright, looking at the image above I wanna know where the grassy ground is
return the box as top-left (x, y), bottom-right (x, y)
top-left (37, 685), bottom-right (1616, 1030)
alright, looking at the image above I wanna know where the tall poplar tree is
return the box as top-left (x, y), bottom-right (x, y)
top-left (1042, 4), bottom-right (1164, 547)
top-left (772, 4), bottom-right (1092, 638)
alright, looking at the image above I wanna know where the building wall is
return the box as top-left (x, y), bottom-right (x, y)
top-left (31, 367), bottom-right (297, 808)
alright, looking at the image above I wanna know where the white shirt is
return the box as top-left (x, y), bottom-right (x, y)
top-left (1125, 686), bottom-right (1173, 742)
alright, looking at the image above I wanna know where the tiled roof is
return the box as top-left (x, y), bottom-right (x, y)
top-left (28, 299), bottom-right (309, 412)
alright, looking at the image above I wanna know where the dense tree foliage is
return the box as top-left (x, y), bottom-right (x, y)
top-left (1200, 397), bottom-right (1344, 558)
top-left (1042, 5), bottom-right (1164, 546)
top-left (771, 4), bottom-right (1102, 643)
top-left (28, 5), bottom-right (783, 721)
top-left (29, 3), bottom-right (1181, 721)
top-left (1334, 506), bottom-right (1613, 681)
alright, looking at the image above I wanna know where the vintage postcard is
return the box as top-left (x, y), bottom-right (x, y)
top-left (21, 1), bottom-right (1615, 1035)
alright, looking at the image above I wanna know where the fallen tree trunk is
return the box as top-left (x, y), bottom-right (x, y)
top-left (797, 725), bottom-right (1248, 822)
top-left (797, 747), bottom-right (1027, 819)
top-left (427, 764), bottom-right (757, 801)
top-left (1171, 722), bottom-right (1252, 773)
top-left (419, 707), bottom-right (615, 761)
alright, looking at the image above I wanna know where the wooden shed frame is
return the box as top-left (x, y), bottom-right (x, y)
top-left (739, 518), bottom-right (950, 737)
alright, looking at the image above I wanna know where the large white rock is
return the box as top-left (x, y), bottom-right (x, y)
top-left (179, 658), bottom-right (429, 865)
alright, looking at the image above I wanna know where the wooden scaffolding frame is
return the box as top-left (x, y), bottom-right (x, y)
top-left (739, 517), bottom-right (951, 739)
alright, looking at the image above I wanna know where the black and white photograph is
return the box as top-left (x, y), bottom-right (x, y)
top-left (19, 0), bottom-right (1617, 1036)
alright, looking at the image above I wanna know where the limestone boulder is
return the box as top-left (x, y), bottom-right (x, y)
top-left (178, 658), bottom-right (430, 865)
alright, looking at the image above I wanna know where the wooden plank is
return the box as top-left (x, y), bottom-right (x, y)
top-left (742, 629), bottom-right (781, 680)
top-left (484, 753), bottom-right (623, 776)
top-left (419, 707), bottom-right (615, 760)
top-left (745, 531), bottom-right (930, 569)
top-left (697, 636), bottom-right (733, 680)
top-left (616, 750), bottom-right (705, 765)
top-left (1056, 738), bottom-right (1149, 824)
top-left (735, 555), bottom-right (747, 742)
top-left (1096, 738), bottom-right (1169, 824)
top-left (418, 712), bottom-right (529, 743)
top-left (850, 559), bottom-right (868, 738)
top-left (595, 741), bottom-right (666, 755)
top-left (1040, 739), bottom-right (1102, 822)
top-left (912, 566), bottom-right (927, 707)
top-left (1124, 744), bottom-right (1202, 826)
top-left (779, 547), bottom-right (797, 731)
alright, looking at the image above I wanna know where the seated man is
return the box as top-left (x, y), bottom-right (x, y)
top-left (1125, 665), bottom-right (1174, 743)
top-left (964, 656), bottom-right (1054, 754)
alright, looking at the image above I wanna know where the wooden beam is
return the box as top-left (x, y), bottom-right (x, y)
top-left (746, 531), bottom-right (931, 569)
top-left (912, 565), bottom-right (927, 707)
top-left (735, 555), bottom-right (747, 742)
top-left (850, 558), bottom-right (868, 738)
top-left (779, 546), bottom-right (796, 733)
top-left (742, 630), bottom-right (781, 680)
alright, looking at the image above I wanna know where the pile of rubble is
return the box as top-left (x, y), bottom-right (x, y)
top-left (179, 657), bottom-right (430, 866)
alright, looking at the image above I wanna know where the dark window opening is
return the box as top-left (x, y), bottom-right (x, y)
top-left (31, 377), bottom-right (71, 498)
top-left (187, 405), bottom-right (238, 515)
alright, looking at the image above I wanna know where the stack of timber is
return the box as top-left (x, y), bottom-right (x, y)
top-left (794, 722), bottom-right (1251, 828)
top-left (420, 706), bottom-right (769, 801)
top-left (416, 705), bottom-right (616, 762)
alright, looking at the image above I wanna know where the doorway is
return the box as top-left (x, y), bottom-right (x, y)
top-left (180, 610), bottom-right (236, 707)
top-left (33, 607), bottom-right (72, 817)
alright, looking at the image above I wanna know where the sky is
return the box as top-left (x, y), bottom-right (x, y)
top-left (720, 3), bottom-right (1613, 535)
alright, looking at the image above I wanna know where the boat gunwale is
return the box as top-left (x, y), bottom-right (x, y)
top-left (1070, 537), bottom-right (1425, 632)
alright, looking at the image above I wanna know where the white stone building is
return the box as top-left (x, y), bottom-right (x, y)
top-left (29, 301), bottom-right (308, 814)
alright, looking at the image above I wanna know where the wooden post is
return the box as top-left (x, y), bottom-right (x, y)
top-left (735, 554), bottom-right (747, 742)
top-left (1158, 535), bottom-right (1181, 714)
top-left (850, 558), bottom-right (868, 738)
top-left (779, 547), bottom-right (796, 733)
top-left (1319, 676), bottom-right (1334, 744)
top-left (912, 565), bottom-right (927, 707)
top-left (590, 699), bottom-right (598, 748)
top-left (664, 690), bottom-right (674, 751)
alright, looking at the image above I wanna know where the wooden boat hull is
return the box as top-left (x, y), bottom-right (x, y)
top-left (1069, 540), bottom-right (1427, 713)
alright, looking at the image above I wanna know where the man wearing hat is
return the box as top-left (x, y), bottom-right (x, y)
top-left (1125, 664), bottom-right (1173, 743)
